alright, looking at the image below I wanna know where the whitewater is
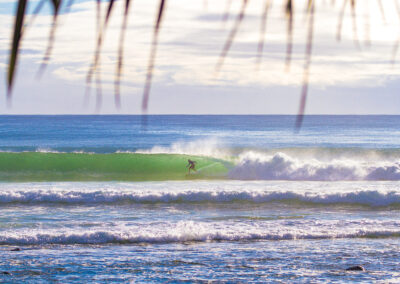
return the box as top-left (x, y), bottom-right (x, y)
top-left (1, 115), bottom-right (400, 282)
top-left (1, 181), bottom-right (400, 206)
top-left (3, 148), bottom-right (400, 181)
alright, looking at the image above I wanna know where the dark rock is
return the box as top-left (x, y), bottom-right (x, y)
top-left (346, 265), bottom-right (365, 271)
top-left (1, 272), bottom-right (11, 275)
top-left (10, 248), bottom-right (21, 251)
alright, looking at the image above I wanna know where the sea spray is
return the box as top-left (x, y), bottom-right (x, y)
top-left (229, 152), bottom-right (400, 181)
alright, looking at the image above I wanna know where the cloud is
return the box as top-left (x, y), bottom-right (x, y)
top-left (2, 0), bottom-right (399, 86)
top-left (1, 0), bottom-right (400, 114)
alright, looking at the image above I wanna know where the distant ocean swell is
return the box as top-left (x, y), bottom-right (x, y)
top-left (1, 221), bottom-right (400, 245)
top-left (1, 188), bottom-right (399, 206)
top-left (2, 149), bottom-right (400, 181)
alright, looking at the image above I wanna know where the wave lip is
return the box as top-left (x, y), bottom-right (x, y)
top-left (1, 188), bottom-right (400, 207)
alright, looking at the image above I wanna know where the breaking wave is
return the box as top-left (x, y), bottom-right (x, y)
top-left (229, 152), bottom-right (400, 181)
top-left (1, 186), bottom-right (399, 206)
top-left (2, 141), bottom-right (400, 181)
top-left (1, 220), bottom-right (400, 245)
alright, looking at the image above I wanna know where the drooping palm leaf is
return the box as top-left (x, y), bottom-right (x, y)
top-left (349, 0), bottom-right (360, 49)
top-left (215, 0), bottom-right (248, 74)
top-left (363, 0), bottom-right (371, 46)
top-left (7, 0), bottom-right (27, 100)
top-left (84, 0), bottom-right (102, 107)
top-left (295, 0), bottom-right (315, 130)
top-left (37, 0), bottom-right (62, 78)
top-left (85, 0), bottom-right (115, 110)
top-left (23, 0), bottom-right (46, 36)
top-left (256, 0), bottom-right (272, 70)
top-left (337, 0), bottom-right (348, 41)
top-left (114, 0), bottom-right (132, 109)
top-left (141, 0), bottom-right (167, 113)
top-left (285, 0), bottom-right (293, 70)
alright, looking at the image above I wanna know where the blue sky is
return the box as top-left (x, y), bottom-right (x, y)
top-left (0, 0), bottom-right (400, 114)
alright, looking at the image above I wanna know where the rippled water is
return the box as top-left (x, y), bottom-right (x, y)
top-left (1, 115), bottom-right (399, 282)
top-left (2, 240), bottom-right (399, 282)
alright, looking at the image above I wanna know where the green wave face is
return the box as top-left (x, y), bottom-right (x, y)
top-left (0, 152), bottom-right (231, 182)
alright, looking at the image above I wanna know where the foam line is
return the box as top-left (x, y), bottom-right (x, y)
top-left (0, 188), bottom-right (399, 206)
top-left (1, 222), bottom-right (399, 245)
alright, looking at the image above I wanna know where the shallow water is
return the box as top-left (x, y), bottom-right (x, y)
top-left (0, 181), bottom-right (399, 282)
top-left (1, 239), bottom-right (399, 283)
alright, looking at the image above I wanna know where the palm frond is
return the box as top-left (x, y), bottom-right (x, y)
top-left (363, 0), bottom-right (371, 46)
top-left (37, 0), bottom-right (62, 78)
top-left (285, 0), bottom-right (293, 70)
top-left (349, 0), bottom-right (360, 49)
top-left (141, 0), bottom-right (167, 113)
top-left (255, 0), bottom-right (272, 70)
top-left (85, 0), bottom-right (116, 110)
top-left (215, 0), bottom-right (248, 74)
top-left (295, 0), bottom-right (315, 130)
top-left (7, 0), bottom-right (27, 102)
top-left (115, 0), bottom-right (132, 109)
top-left (337, 0), bottom-right (348, 41)
top-left (23, 0), bottom-right (46, 36)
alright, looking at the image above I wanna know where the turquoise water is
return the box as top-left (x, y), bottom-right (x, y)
top-left (0, 115), bottom-right (399, 282)
top-left (0, 152), bottom-right (229, 181)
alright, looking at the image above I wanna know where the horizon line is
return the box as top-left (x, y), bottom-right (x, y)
top-left (0, 114), bottom-right (400, 116)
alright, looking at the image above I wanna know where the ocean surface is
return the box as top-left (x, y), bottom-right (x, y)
top-left (0, 115), bottom-right (399, 283)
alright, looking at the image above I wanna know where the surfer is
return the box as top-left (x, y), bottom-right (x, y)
top-left (186, 159), bottom-right (197, 174)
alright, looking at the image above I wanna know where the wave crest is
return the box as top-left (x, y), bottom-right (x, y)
top-left (229, 152), bottom-right (400, 181)
top-left (1, 221), bottom-right (399, 245)
top-left (1, 188), bottom-right (399, 206)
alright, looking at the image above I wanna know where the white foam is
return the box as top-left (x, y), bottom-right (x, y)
top-left (229, 152), bottom-right (400, 181)
top-left (1, 220), bottom-right (399, 245)
top-left (0, 181), bottom-right (399, 206)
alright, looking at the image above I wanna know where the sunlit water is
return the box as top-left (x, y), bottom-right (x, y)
top-left (0, 115), bottom-right (399, 282)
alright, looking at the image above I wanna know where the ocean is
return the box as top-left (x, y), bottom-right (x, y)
top-left (0, 115), bottom-right (399, 282)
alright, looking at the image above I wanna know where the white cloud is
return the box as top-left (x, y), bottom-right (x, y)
top-left (1, 0), bottom-right (400, 114)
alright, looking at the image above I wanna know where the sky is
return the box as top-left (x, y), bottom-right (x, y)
top-left (0, 0), bottom-right (400, 114)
